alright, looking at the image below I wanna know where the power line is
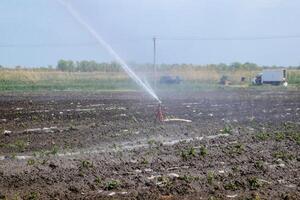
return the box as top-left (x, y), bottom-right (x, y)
top-left (156, 35), bottom-right (300, 41)
top-left (0, 34), bottom-right (300, 48)
top-left (0, 42), bottom-right (98, 48)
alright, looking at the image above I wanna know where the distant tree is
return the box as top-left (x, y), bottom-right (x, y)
top-left (230, 62), bottom-right (242, 70)
top-left (77, 60), bottom-right (90, 72)
top-left (0, 65), bottom-right (3, 69)
top-left (110, 61), bottom-right (121, 72)
top-left (242, 62), bottom-right (259, 70)
top-left (217, 63), bottom-right (228, 70)
top-left (57, 60), bottom-right (75, 71)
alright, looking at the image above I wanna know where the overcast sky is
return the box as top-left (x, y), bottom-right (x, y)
top-left (0, 0), bottom-right (300, 67)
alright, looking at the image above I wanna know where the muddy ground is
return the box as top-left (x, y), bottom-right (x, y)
top-left (0, 90), bottom-right (299, 200)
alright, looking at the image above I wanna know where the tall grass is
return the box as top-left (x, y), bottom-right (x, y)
top-left (0, 70), bottom-right (135, 91)
top-left (0, 68), bottom-right (299, 92)
top-left (288, 70), bottom-right (300, 84)
top-left (167, 68), bottom-right (259, 84)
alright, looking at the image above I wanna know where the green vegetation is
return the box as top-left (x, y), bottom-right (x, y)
top-left (32, 146), bottom-right (60, 158)
top-left (25, 192), bottom-right (39, 200)
top-left (5, 140), bottom-right (28, 152)
top-left (288, 70), bottom-right (300, 84)
top-left (275, 132), bottom-right (285, 141)
top-left (289, 132), bottom-right (300, 145)
top-left (180, 146), bottom-right (208, 160)
top-left (207, 171), bottom-right (215, 185)
top-left (255, 132), bottom-right (270, 141)
top-left (224, 181), bottom-right (239, 191)
top-left (27, 159), bottom-right (35, 166)
top-left (147, 139), bottom-right (162, 147)
top-left (254, 161), bottom-right (264, 171)
top-left (49, 146), bottom-right (59, 155)
top-left (0, 75), bottom-right (137, 92)
top-left (229, 143), bottom-right (245, 155)
top-left (94, 176), bottom-right (102, 185)
top-left (222, 125), bottom-right (232, 134)
top-left (80, 160), bottom-right (93, 169)
top-left (200, 146), bottom-right (208, 157)
top-left (251, 193), bottom-right (262, 200)
top-left (272, 151), bottom-right (294, 161)
top-left (1, 61), bottom-right (299, 92)
top-left (10, 153), bottom-right (17, 159)
top-left (147, 139), bottom-right (156, 145)
top-left (178, 174), bottom-right (199, 183)
top-left (180, 147), bottom-right (196, 160)
top-left (248, 177), bottom-right (263, 190)
top-left (140, 157), bottom-right (149, 165)
top-left (157, 176), bottom-right (172, 188)
top-left (105, 179), bottom-right (121, 190)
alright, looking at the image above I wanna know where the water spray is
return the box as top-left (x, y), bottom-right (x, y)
top-left (56, 0), bottom-right (161, 105)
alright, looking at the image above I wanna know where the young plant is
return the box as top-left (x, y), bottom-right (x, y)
top-left (157, 176), bottom-right (172, 188)
top-left (223, 125), bottom-right (232, 134)
top-left (200, 146), bottom-right (208, 157)
top-left (9, 140), bottom-right (28, 152)
top-left (50, 145), bottom-right (59, 155)
top-left (207, 171), bottom-right (214, 185)
top-left (179, 174), bottom-right (198, 183)
top-left (148, 139), bottom-right (156, 146)
top-left (224, 181), bottom-right (239, 191)
top-left (94, 176), bottom-right (102, 185)
top-left (27, 159), bottom-right (35, 166)
top-left (248, 177), bottom-right (262, 190)
top-left (254, 161), bottom-right (264, 171)
top-left (180, 146), bottom-right (197, 160)
top-left (10, 153), bottom-right (17, 160)
top-left (255, 132), bottom-right (270, 141)
top-left (272, 151), bottom-right (294, 161)
top-left (80, 160), bottom-right (93, 169)
top-left (275, 132), bottom-right (285, 141)
top-left (105, 179), bottom-right (121, 190)
top-left (229, 143), bottom-right (245, 155)
top-left (25, 192), bottom-right (39, 200)
top-left (289, 132), bottom-right (300, 145)
top-left (140, 157), bottom-right (149, 165)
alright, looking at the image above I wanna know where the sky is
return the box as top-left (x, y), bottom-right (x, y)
top-left (0, 0), bottom-right (300, 67)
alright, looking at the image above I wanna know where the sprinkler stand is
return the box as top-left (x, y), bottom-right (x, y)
top-left (155, 103), bottom-right (164, 123)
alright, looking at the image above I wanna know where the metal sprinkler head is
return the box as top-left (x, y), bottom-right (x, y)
top-left (155, 103), bottom-right (164, 123)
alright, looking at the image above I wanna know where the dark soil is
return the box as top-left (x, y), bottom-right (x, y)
top-left (0, 90), bottom-right (299, 200)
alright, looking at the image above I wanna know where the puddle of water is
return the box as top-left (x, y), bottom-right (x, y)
top-left (24, 127), bottom-right (59, 133)
top-left (164, 118), bottom-right (192, 123)
top-left (3, 130), bottom-right (12, 135)
top-left (226, 194), bottom-right (238, 198)
top-left (1, 133), bottom-right (229, 161)
top-left (89, 104), bottom-right (104, 107)
top-left (105, 106), bottom-right (126, 111)
top-left (182, 103), bottom-right (201, 105)
top-left (16, 155), bottom-right (32, 160)
top-left (75, 108), bottom-right (95, 112)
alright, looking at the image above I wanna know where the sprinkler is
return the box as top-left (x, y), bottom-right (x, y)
top-left (155, 103), bottom-right (164, 122)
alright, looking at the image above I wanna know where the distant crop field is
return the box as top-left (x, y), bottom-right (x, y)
top-left (0, 68), bottom-right (299, 91)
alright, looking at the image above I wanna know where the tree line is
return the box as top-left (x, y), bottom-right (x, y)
top-left (56, 60), bottom-right (300, 72)
top-left (1, 60), bottom-right (300, 71)
top-left (56, 60), bottom-right (122, 72)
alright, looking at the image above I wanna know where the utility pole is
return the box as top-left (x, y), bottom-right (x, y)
top-left (153, 37), bottom-right (157, 91)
